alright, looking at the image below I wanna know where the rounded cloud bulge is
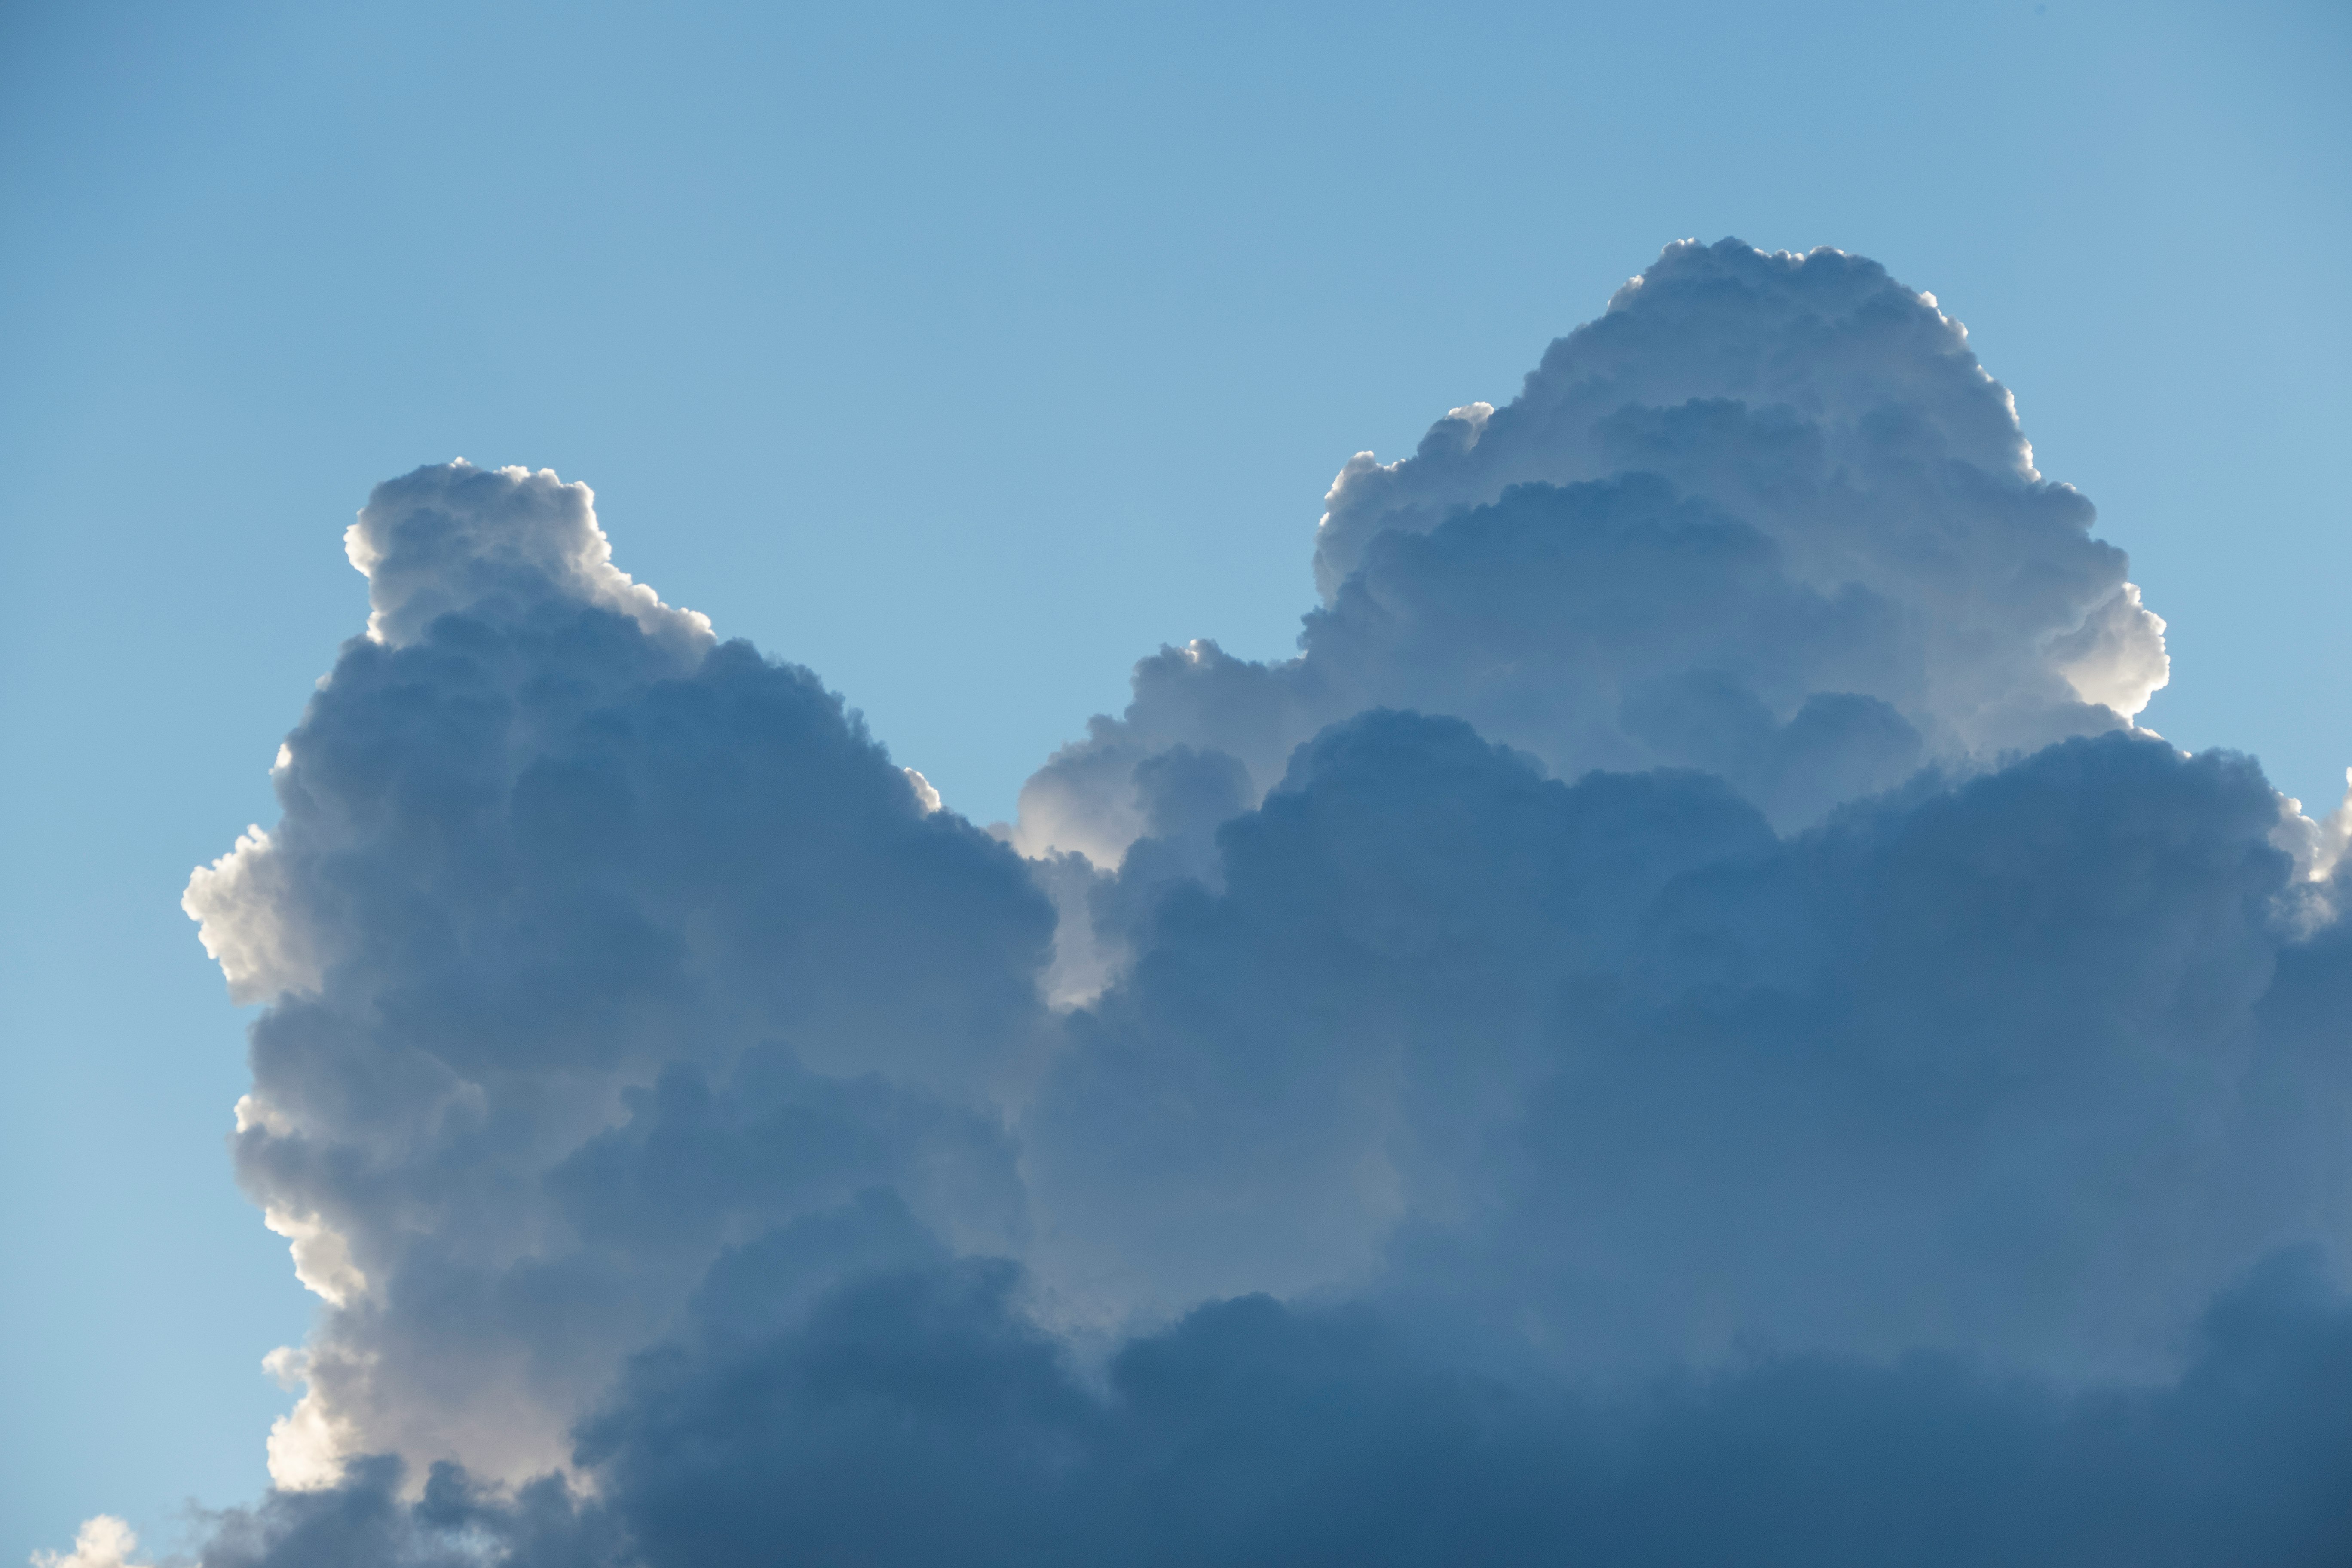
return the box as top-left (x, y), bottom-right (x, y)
top-left (114, 243), bottom-right (2352, 1565)
top-left (177, 457), bottom-right (1059, 1502)
top-left (1015, 240), bottom-right (2168, 877)
top-left (343, 460), bottom-right (716, 656)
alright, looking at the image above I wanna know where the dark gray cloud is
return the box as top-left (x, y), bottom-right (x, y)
top-left (118, 243), bottom-right (2352, 1566)
top-left (1021, 714), bottom-right (2346, 1385)
top-left (194, 1246), bottom-right (2352, 1567)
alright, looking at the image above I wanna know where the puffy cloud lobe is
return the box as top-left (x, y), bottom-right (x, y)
top-left (1025, 714), bottom-right (1779, 1316)
top-left (185, 827), bottom-right (321, 1005)
top-left (154, 248), bottom-right (2352, 1565)
top-left (186, 460), bottom-right (1054, 1491)
top-left (343, 462), bottom-right (714, 656)
top-left (29, 1518), bottom-right (152, 1568)
top-left (1021, 715), bottom-right (2347, 1384)
top-left (1016, 240), bottom-right (2166, 876)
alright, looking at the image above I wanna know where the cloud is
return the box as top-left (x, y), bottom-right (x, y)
top-left (591, 1243), bottom-right (2352, 1565)
top-left (1018, 712), bottom-right (2345, 1383)
top-left (341, 461), bottom-right (714, 656)
top-left (184, 1246), bottom-right (2352, 1566)
top-left (148, 246), bottom-right (2352, 1564)
top-left (29, 1519), bottom-right (151, 1568)
top-left (1014, 240), bottom-right (2166, 882)
top-left (184, 827), bottom-right (321, 1005)
top-left (180, 458), bottom-right (1054, 1491)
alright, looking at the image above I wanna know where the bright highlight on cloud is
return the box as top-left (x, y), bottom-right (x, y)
top-left (55, 240), bottom-right (2352, 1565)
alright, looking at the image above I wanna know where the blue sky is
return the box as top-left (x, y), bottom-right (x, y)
top-left (2, 1), bottom-right (2347, 1559)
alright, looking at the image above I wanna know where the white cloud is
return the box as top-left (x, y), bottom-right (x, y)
top-left (29, 1517), bottom-right (150, 1568)
top-left (260, 1207), bottom-right (367, 1308)
top-left (182, 828), bottom-right (318, 1005)
top-left (1017, 240), bottom-right (2170, 878)
top-left (344, 461), bottom-right (713, 657)
top-left (2050, 581), bottom-right (2170, 718)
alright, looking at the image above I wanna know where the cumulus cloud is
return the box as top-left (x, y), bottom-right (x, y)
top-left (125, 245), bottom-right (2352, 1565)
top-left (29, 1518), bottom-right (151, 1568)
top-left (343, 461), bottom-right (714, 656)
top-left (1014, 240), bottom-right (2168, 884)
top-left (1019, 714), bottom-right (2351, 1379)
top-left (184, 828), bottom-right (321, 1005)
top-left (175, 458), bottom-right (1053, 1493)
top-left (176, 1251), bottom-right (2352, 1567)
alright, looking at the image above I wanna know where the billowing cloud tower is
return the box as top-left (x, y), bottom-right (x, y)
top-left (140, 242), bottom-right (2352, 1566)
top-left (1017, 241), bottom-right (2168, 875)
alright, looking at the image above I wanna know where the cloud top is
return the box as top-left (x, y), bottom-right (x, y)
top-left (1016, 240), bottom-right (2167, 886)
top-left (345, 460), bottom-right (714, 656)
